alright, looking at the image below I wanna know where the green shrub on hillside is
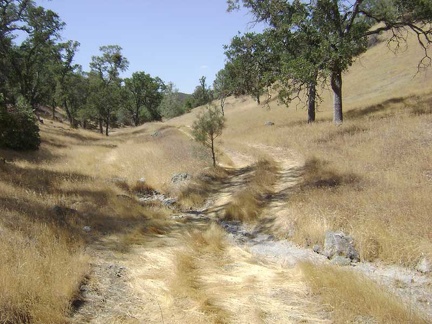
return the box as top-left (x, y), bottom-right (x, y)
top-left (0, 98), bottom-right (40, 150)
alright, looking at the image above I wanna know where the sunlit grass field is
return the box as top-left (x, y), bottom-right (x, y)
top-left (168, 29), bottom-right (432, 268)
top-left (0, 29), bottom-right (431, 322)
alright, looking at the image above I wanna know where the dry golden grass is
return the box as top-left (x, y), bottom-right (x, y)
top-left (278, 109), bottom-right (432, 266)
top-left (0, 120), bottom-right (198, 322)
top-left (224, 158), bottom-right (279, 222)
top-left (165, 29), bottom-right (432, 268)
top-left (125, 220), bottom-right (330, 323)
top-left (0, 224), bottom-right (88, 323)
top-left (300, 262), bottom-right (428, 323)
top-left (170, 223), bottom-right (231, 323)
top-left (101, 125), bottom-right (211, 190)
top-left (1, 27), bottom-right (431, 323)
top-left (176, 166), bottom-right (229, 210)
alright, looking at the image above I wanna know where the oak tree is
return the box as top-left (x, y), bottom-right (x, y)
top-left (228, 0), bottom-right (432, 124)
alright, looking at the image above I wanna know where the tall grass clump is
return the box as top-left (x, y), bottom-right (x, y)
top-left (224, 158), bottom-right (279, 222)
top-left (0, 225), bottom-right (88, 323)
top-left (171, 223), bottom-right (230, 322)
top-left (176, 166), bottom-right (229, 210)
top-left (301, 262), bottom-right (428, 323)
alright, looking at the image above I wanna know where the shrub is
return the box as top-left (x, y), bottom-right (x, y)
top-left (0, 99), bottom-right (40, 150)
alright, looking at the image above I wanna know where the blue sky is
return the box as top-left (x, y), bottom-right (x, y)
top-left (36, 0), bottom-right (264, 93)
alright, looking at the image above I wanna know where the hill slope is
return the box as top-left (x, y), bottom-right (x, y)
top-left (0, 29), bottom-right (431, 323)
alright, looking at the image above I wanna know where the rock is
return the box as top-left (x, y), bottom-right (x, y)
top-left (137, 177), bottom-right (146, 183)
top-left (171, 173), bottom-right (191, 184)
top-left (313, 244), bottom-right (322, 254)
top-left (151, 131), bottom-right (160, 137)
top-left (83, 226), bottom-right (91, 232)
top-left (324, 231), bottom-right (360, 262)
top-left (162, 197), bottom-right (177, 207)
top-left (416, 257), bottom-right (432, 274)
top-left (265, 121), bottom-right (275, 126)
top-left (331, 255), bottom-right (352, 266)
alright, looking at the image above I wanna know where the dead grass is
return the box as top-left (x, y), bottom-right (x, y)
top-left (224, 158), bottom-right (279, 222)
top-left (101, 126), bottom-right (211, 189)
top-left (1, 27), bottom-right (432, 322)
top-left (0, 224), bottom-right (88, 323)
top-left (171, 223), bottom-right (231, 323)
top-left (176, 166), bottom-right (229, 210)
top-left (0, 120), bottom-right (184, 322)
top-left (300, 262), bottom-right (428, 323)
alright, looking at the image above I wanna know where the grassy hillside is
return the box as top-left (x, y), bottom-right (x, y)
top-left (167, 29), bottom-right (432, 267)
top-left (0, 29), bottom-right (431, 322)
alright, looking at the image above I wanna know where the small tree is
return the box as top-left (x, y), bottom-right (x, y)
top-left (192, 105), bottom-right (225, 167)
top-left (191, 76), bottom-right (211, 108)
top-left (213, 68), bottom-right (233, 116)
top-left (89, 45), bottom-right (128, 135)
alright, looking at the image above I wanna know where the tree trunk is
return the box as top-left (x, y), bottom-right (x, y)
top-left (134, 108), bottom-right (139, 126)
top-left (220, 97), bottom-right (225, 116)
top-left (99, 118), bottom-right (103, 134)
top-left (307, 81), bottom-right (316, 123)
top-left (105, 117), bottom-right (109, 136)
top-left (331, 68), bottom-right (343, 124)
top-left (64, 101), bottom-right (74, 126)
top-left (210, 135), bottom-right (216, 167)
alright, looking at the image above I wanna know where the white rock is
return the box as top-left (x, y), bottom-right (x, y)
top-left (416, 257), bottom-right (432, 273)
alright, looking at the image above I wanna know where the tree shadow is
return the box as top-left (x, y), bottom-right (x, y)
top-left (345, 96), bottom-right (407, 119)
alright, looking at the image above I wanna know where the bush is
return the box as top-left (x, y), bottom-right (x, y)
top-left (0, 100), bottom-right (41, 150)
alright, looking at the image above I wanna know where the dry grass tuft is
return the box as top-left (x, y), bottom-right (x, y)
top-left (0, 224), bottom-right (88, 324)
top-left (224, 189), bottom-right (261, 222)
top-left (185, 222), bottom-right (227, 255)
top-left (170, 223), bottom-right (230, 322)
top-left (130, 180), bottom-right (156, 195)
top-left (176, 166), bottom-right (229, 210)
top-left (300, 262), bottom-right (428, 323)
top-left (300, 157), bottom-right (361, 190)
top-left (224, 158), bottom-right (279, 222)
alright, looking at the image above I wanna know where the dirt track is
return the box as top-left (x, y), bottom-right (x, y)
top-left (72, 144), bottom-right (432, 323)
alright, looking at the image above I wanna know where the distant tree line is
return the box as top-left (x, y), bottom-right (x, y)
top-left (0, 0), bottom-right (193, 150)
top-left (2, 0), bottom-right (432, 150)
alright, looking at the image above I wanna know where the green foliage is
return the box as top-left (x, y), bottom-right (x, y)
top-left (159, 82), bottom-right (185, 119)
top-left (191, 76), bottom-right (212, 108)
top-left (123, 71), bottom-right (164, 125)
top-left (89, 45), bottom-right (129, 135)
top-left (192, 105), bottom-right (225, 167)
top-left (213, 68), bottom-right (234, 115)
top-left (0, 98), bottom-right (40, 150)
top-left (53, 41), bottom-right (85, 127)
top-left (223, 32), bottom-right (276, 104)
top-left (0, 0), bottom-right (70, 149)
top-left (5, 3), bottom-right (65, 110)
top-left (228, 0), bottom-right (432, 123)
